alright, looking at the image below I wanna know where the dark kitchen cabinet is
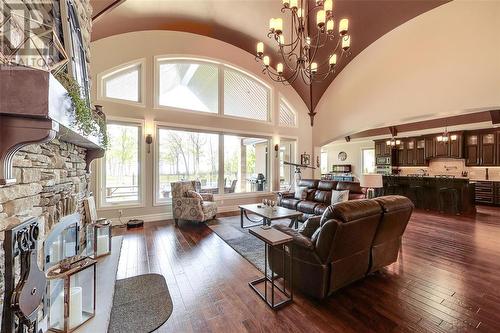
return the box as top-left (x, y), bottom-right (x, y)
top-left (465, 133), bottom-right (479, 165)
top-left (375, 140), bottom-right (391, 157)
top-left (424, 137), bottom-right (434, 160)
top-left (449, 133), bottom-right (463, 158)
top-left (481, 133), bottom-right (496, 165)
top-left (406, 140), bottom-right (416, 166)
top-left (434, 137), bottom-right (448, 157)
top-left (396, 142), bottom-right (406, 166)
top-left (416, 139), bottom-right (426, 165)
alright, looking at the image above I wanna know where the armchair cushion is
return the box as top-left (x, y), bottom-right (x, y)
top-left (187, 190), bottom-right (204, 201)
top-left (200, 193), bottom-right (214, 202)
top-left (298, 216), bottom-right (321, 238)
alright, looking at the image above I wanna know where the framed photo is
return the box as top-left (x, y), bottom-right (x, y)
top-left (301, 153), bottom-right (311, 166)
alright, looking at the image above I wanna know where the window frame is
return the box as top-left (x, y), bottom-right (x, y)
top-left (97, 59), bottom-right (146, 107)
top-left (362, 148), bottom-right (376, 174)
top-left (153, 56), bottom-right (272, 124)
top-left (153, 121), bottom-right (275, 206)
top-left (278, 137), bottom-right (298, 190)
top-left (97, 118), bottom-right (146, 210)
top-left (278, 97), bottom-right (298, 128)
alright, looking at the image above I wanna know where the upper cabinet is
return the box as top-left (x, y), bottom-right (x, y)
top-left (375, 140), bottom-right (391, 157)
top-left (465, 131), bottom-right (497, 166)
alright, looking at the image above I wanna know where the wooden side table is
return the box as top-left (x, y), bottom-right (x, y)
top-left (248, 227), bottom-right (294, 309)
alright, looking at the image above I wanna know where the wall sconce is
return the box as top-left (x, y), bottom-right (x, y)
top-left (274, 144), bottom-right (279, 158)
top-left (145, 134), bottom-right (153, 154)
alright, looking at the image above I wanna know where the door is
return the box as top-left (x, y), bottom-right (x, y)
top-left (465, 134), bottom-right (479, 166)
top-left (425, 137), bottom-right (434, 160)
top-left (481, 133), bottom-right (496, 165)
top-left (434, 137), bottom-right (448, 157)
top-left (397, 142), bottom-right (406, 166)
top-left (416, 139), bottom-right (425, 165)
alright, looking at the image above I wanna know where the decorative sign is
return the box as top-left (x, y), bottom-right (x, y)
top-left (300, 153), bottom-right (311, 166)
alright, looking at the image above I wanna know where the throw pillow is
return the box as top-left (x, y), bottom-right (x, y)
top-left (298, 216), bottom-right (321, 238)
top-left (294, 186), bottom-right (308, 200)
top-left (186, 190), bottom-right (204, 202)
top-left (331, 189), bottom-right (349, 205)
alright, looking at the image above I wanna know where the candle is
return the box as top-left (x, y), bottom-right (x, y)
top-left (342, 35), bottom-right (351, 50)
top-left (274, 18), bottom-right (283, 33)
top-left (263, 56), bottom-right (270, 67)
top-left (290, 0), bottom-right (298, 9)
top-left (339, 18), bottom-right (349, 35)
top-left (277, 63), bottom-right (284, 74)
top-left (311, 62), bottom-right (318, 73)
top-left (50, 290), bottom-right (64, 328)
top-left (96, 234), bottom-right (109, 256)
top-left (316, 10), bottom-right (326, 27)
top-left (68, 287), bottom-right (83, 329)
top-left (269, 18), bottom-right (275, 30)
top-left (279, 35), bottom-right (285, 45)
top-left (256, 42), bottom-right (264, 55)
top-left (324, 0), bottom-right (333, 12)
top-left (329, 54), bottom-right (337, 66)
top-left (326, 19), bottom-right (334, 33)
top-left (297, 7), bottom-right (304, 18)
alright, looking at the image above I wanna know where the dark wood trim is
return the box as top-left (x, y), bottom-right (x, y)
top-left (490, 110), bottom-right (500, 125)
top-left (92, 0), bottom-right (128, 22)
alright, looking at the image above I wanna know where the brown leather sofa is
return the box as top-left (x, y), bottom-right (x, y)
top-left (270, 195), bottom-right (413, 299)
top-left (278, 179), bottom-right (366, 222)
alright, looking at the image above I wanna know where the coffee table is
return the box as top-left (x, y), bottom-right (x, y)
top-left (239, 204), bottom-right (302, 229)
top-left (248, 226), bottom-right (294, 309)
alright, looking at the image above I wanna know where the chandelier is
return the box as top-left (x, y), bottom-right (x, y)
top-left (255, 0), bottom-right (351, 85)
top-left (436, 127), bottom-right (457, 142)
top-left (386, 137), bottom-right (401, 147)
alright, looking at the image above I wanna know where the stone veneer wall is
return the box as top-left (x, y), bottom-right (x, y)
top-left (0, 139), bottom-right (90, 321)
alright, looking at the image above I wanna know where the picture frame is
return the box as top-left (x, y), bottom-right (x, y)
top-left (300, 153), bottom-right (311, 166)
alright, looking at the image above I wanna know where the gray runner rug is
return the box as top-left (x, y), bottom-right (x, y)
top-left (108, 273), bottom-right (173, 333)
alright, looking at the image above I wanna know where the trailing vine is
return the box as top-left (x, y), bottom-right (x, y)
top-left (55, 72), bottom-right (108, 149)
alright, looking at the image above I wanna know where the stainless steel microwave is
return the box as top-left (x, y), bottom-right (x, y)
top-left (376, 157), bottom-right (391, 165)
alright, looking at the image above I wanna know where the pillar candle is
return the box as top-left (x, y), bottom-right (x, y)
top-left (69, 286), bottom-right (83, 329)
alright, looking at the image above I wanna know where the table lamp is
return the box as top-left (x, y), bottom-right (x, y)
top-left (360, 174), bottom-right (383, 199)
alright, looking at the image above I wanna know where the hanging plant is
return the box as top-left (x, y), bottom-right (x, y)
top-left (55, 72), bottom-right (108, 149)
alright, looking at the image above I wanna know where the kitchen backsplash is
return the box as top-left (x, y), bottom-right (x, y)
top-left (398, 158), bottom-right (500, 180)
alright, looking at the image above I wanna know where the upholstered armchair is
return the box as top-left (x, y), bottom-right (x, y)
top-left (170, 181), bottom-right (218, 226)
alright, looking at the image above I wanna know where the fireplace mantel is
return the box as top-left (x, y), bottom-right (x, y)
top-left (0, 67), bottom-right (105, 185)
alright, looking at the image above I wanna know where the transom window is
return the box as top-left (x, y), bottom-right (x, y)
top-left (279, 98), bottom-right (297, 127)
top-left (156, 58), bottom-right (271, 122)
top-left (102, 64), bottom-right (141, 102)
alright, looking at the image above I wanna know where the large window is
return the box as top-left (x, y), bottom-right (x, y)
top-left (102, 64), bottom-right (141, 102)
top-left (158, 61), bottom-right (218, 113)
top-left (156, 58), bottom-right (271, 121)
top-left (224, 135), bottom-right (270, 193)
top-left (101, 123), bottom-right (142, 206)
top-left (157, 128), bottom-right (219, 201)
top-left (279, 139), bottom-right (296, 190)
top-left (224, 68), bottom-right (269, 121)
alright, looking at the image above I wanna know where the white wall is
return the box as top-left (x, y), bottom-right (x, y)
top-left (90, 30), bottom-right (313, 221)
top-left (313, 1), bottom-right (500, 147)
top-left (322, 140), bottom-right (374, 180)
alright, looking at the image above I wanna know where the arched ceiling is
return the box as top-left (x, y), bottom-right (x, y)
top-left (90, 0), bottom-right (448, 113)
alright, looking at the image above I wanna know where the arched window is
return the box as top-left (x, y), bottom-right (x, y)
top-left (156, 58), bottom-right (271, 121)
top-left (101, 63), bottom-right (142, 103)
top-left (279, 98), bottom-right (297, 127)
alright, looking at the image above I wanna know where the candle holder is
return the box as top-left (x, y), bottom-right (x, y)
top-left (46, 256), bottom-right (97, 332)
top-left (86, 218), bottom-right (112, 259)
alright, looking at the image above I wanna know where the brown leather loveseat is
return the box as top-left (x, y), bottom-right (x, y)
top-left (270, 195), bottom-right (413, 299)
top-left (278, 179), bottom-right (366, 222)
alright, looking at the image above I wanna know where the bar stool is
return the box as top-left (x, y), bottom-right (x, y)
top-left (436, 176), bottom-right (460, 215)
top-left (385, 176), bottom-right (401, 195)
top-left (407, 175), bottom-right (425, 208)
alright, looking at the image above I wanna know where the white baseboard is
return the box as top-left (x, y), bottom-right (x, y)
top-left (110, 206), bottom-right (240, 226)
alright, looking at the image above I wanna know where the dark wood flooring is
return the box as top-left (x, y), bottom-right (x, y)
top-left (113, 206), bottom-right (500, 332)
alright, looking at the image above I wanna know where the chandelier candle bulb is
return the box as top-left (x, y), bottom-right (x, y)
top-left (256, 42), bottom-right (264, 55)
top-left (269, 18), bottom-right (275, 30)
top-left (277, 63), bottom-right (284, 74)
top-left (290, 0), bottom-right (298, 9)
top-left (342, 35), bottom-right (351, 50)
top-left (339, 18), bottom-right (349, 35)
top-left (326, 19), bottom-right (334, 33)
top-left (279, 35), bottom-right (285, 45)
top-left (297, 8), bottom-right (304, 18)
top-left (316, 10), bottom-right (326, 27)
top-left (329, 54), bottom-right (337, 66)
top-left (275, 18), bottom-right (283, 33)
top-left (324, 0), bottom-right (333, 13)
top-left (311, 62), bottom-right (318, 73)
top-left (263, 56), bottom-right (270, 67)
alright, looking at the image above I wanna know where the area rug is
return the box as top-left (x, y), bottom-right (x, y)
top-left (108, 273), bottom-right (173, 333)
top-left (207, 215), bottom-right (290, 272)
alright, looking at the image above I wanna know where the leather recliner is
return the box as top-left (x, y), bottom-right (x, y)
top-left (270, 195), bottom-right (413, 299)
top-left (278, 179), bottom-right (366, 222)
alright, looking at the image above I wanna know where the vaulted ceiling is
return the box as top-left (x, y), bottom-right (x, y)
top-left (90, 0), bottom-right (448, 113)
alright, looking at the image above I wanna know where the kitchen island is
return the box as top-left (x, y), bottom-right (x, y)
top-left (382, 175), bottom-right (476, 214)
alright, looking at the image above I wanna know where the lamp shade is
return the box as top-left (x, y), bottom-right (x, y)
top-left (360, 174), bottom-right (383, 188)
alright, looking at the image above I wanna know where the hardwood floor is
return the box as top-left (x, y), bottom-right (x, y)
top-left (113, 206), bottom-right (500, 332)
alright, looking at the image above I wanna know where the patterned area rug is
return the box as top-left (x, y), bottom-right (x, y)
top-left (108, 274), bottom-right (172, 333)
top-left (206, 214), bottom-right (290, 272)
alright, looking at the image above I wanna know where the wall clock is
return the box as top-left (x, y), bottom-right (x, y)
top-left (338, 151), bottom-right (347, 161)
